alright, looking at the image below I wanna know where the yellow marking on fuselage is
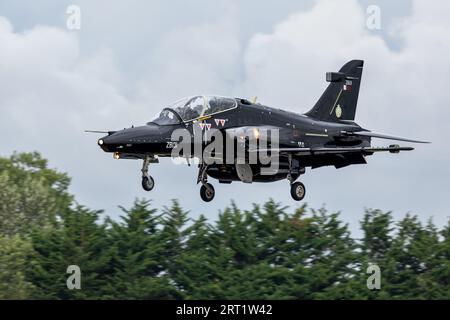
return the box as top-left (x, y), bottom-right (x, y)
top-left (305, 133), bottom-right (329, 137)
top-left (197, 115), bottom-right (211, 121)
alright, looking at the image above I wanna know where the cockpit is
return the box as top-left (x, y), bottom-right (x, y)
top-left (149, 95), bottom-right (237, 125)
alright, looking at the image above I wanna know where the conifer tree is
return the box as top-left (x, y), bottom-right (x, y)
top-left (28, 206), bottom-right (113, 299)
top-left (106, 199), bottom-right (177, 299)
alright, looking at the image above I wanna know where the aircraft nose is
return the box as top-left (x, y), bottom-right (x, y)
top-left (98, 131), bottom-right (127, 151)
top-left (98, 135), bottom-right (112, 152)
top-left (97, 125), bottom-right (164, 153)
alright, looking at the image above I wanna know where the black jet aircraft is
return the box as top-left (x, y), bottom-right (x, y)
top-left (89, 60), bottom-right (429, 202)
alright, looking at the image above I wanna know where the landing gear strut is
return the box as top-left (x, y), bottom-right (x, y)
top-left (197, 163), bottom-right (215, 202)
top-left (287, 154), bottom-right (306, 201)
top-left (141, 155), bottom-right (155, 191)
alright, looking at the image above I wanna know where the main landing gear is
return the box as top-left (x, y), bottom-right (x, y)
top-left (140, 154), bottom-right (306, 202)
top-left (141, 155), bottom-right (157, 191)
top-left (287, 155), bottom-right (306, 201)
top-left (198, 163), bottom-right (215, 202)
top-left (290, 181), bottom-right (306, 201)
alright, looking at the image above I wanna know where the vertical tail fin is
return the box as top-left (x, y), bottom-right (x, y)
top-left (305, 60), bottom-right (363, 122)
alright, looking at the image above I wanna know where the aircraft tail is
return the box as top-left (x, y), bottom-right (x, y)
top-left (305, 60), bottom-right (363, 122)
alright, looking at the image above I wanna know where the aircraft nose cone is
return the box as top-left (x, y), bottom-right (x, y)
top-left (98, 135), bottom-right (112, 152)
top-left (98, 131), bottom-right (126, 151)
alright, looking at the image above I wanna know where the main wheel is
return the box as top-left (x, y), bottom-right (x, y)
top-left (200, 183), bottom-right (215, 202)
top-left (290, 181), bottom-right (305, 201)
top-left (142, 175), bottom-right (155, 191)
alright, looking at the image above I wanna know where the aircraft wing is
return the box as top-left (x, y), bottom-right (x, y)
top-left (345, 131), bottom-right (430, 144)
top-left (250, 145), bottom-right (414, 155)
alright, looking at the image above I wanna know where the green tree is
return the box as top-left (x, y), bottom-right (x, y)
top-left (169, 214), bottom-right (227, 299)
top-left (432, 220), bottom-right (450, 298)
top-left (383, 215), bottom-right (440, 299)
top-left (28, 205), bottom-right (113, 299)
top-left (3, 151), bottom-right (450, 300)
top-left (0, 152), bottom-right (72, 236)
top-left (0, 235), bottom-right (35, 299)
top-left (302, 208), bottom-right (358, 299)
top-left (356, 210), bottom-right (446, 299)
top-left (196, 201), bottom-right (358, 300)
top-left (352, 209), bottom-right (395, 299)
top-left (106, 199), bottom-right (177, 299)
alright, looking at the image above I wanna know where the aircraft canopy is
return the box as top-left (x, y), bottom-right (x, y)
top-left (150, 96), bottom-right (237, 125)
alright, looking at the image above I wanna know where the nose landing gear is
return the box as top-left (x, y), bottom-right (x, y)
top-left (198, 163), bottom-right (215, 202)
top-left (141, 155), bottom-right (157, 192)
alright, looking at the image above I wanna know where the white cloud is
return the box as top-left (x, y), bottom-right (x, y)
top-left (132, 13), bottom-right (241, 111)
top-left (0, 16), bottom-right (130, 129)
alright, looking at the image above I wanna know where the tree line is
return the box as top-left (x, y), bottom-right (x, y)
top-left (0, 152), bottom-right (449, 299)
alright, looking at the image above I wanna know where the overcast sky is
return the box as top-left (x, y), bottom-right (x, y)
top-left (1, 0), bottom-right (449, 234)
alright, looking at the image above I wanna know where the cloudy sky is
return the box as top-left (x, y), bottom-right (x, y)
top-left (1, 0), bottom-right (449, 234)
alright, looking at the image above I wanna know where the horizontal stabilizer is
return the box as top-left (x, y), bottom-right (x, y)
top-left (351, 131), bottom-right (430, 144)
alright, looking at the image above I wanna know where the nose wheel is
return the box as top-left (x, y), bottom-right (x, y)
top-left (198, 163), bottom-right (215, 202)
top-left (141, 155), bottom-right (157, 192)
top-left (200, 183), bottom-right (215, 202)
top-left (142, 175), bottom-right (154, 191)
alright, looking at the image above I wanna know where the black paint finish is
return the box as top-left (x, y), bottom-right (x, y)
top-left (93, 60), bottom-right (427, 188)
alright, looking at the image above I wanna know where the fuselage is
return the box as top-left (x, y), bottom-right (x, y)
top-left (98, 97), bottom-right (371, 183)
top-left (93, 60), bottom-right (423, 201)
top-left (99, 98), bottom-right (369, 156)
